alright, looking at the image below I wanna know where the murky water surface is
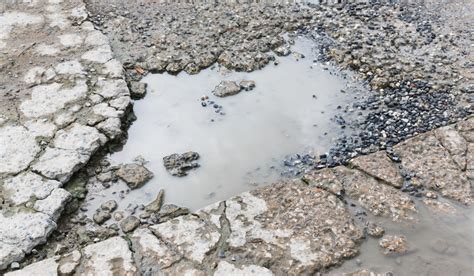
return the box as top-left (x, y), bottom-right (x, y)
top-left (86, 38), bottom-right (364, 211)
top-left (332, 201), bottom-right (474, 276)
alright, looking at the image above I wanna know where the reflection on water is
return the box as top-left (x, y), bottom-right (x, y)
top-left (84, 37), bottom-right (365, 213)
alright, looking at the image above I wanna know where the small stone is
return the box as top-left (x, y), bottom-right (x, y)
top-left (130, 81), bottom-right (147, 99)
top-left (155, 204), bottom-right (189, 223)
top-left (145, 189), bottom-right (164, 213)
top-left (101, 200), bottom-right (118, 212)
top-left (11, 262), bottom-right (20, 270)
top-left (93, 210), bottom-right (111, 225)
top-left (139, 212), bottom-right (151, 219)
top-left (292, 52), bottom-right (305, 60)
top-left (379, 235), bottom-right (409, 256)
top-left (425, 191), bottom-right (438, 199)
top-left (120, 215), bottom-right (140, 233)
top-left (116, 163), bottom-right (154, 189)
top-left (163, 152), bottom-right (200, 177)
top-left (212, 81), bottom-right (242, 97)
top-left (366, 222), bottom-right (385, 238)
top-left (96, 171), bottom-right (114, 183)
top-left (274, 45), bottom-right (291, 56)
top-left (113, 211), bottom-right (124, 221)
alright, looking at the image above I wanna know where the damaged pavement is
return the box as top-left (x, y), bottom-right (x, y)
top-left (1, 0), bottom-right (473, 275)
top-left (6, 117), bottom-right (474, 275)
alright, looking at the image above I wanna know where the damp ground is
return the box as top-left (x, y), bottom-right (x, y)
top-left (82, 37), bottom-right (366, 214)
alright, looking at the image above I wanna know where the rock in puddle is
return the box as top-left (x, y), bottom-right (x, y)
top-left (379, 235), bottom-right (409, 256)
top-left (100, 200), bottom-right (118, 212)
top-left (150, 204), bottom-right (190, 223)
top-left (113, 211), bottom-right (125, 221)
top-left (120, 215), bottom-right (140, 233)
top-left (366, 222), bottom-right (385, 238)
top-left (145, 189), bottom-right (165, 213)
top-left (274, 45), bottom-right (291, 56)
top-left (130, 81), bottom-right (147, 99)
top-left (93, 210), bottom-right (111, 225)
top-left (163, 151), bottom-right (199, 177)
top-left (116, 163), bottom-right (153, 189)
top-left (212, 80), bottom-right (242, 97)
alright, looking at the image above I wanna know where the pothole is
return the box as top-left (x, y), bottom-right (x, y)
top-left (83, 37), bottom-right (367, 214)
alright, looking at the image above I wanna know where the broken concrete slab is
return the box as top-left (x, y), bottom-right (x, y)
top-left (214, 261), bottom-right (273, 276)
top-left (2, 172), bottom-right (61, 206)
top-left (0, 125), bottom-right (40, 175)
top-left (53, 123), bottom-right (106, 155)
top-left (222, 181), bottom-right (363, 274)
top-left (394, 132), bottom-right (471, 204)
top-left (79, 237), bottom-right (138, 275)
top-left (305, 167), bottom-right (417, 221)
top-left (334, 166), bottom-right (417, 221)
top-left (33, 188), bottom-right (72, 221)
top-left (0, 212), bottom-right (56, 269)
top-left (5, 257), bottom-right (59, 276)
top-left (32, 147), bottom-right (90, 183)
top-left (130, 228), bottom-right (181, 274)
top-left (349, 150), bottom-right (404, 188)
top-left (150, 214), bottom-right (220, 263)
top-left (0, 0), bottom-right (132, 269)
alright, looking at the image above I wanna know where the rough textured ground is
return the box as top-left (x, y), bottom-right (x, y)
top-left (1, 0), bottom-right (473, 274)
top-left (7, 117), bottom-right (473, 275)
top-left (0, 0), bottom-right (130, 270)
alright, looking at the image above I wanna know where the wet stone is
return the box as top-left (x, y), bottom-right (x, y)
top-left (162, 151), bottom-right (200, 177)
top-left (274, 45), bottom-right (291, 56)
top-left (93, 210), bottom-right (111, 225)
top-left (379, 235), bottom-right (409, 256)
top-left (145, 189), bottom-right (164, 213)
top-left (120, 215), bottom-right (140, 233)
top-left (100, 200), bottom-right (118, 212)
top-left (116, 163), bottom-right (153, 189)
top-left (366, 222), bottom-right (385, 238)
top-left (152, 204), bottom-right (190, 223)
top-left (130, 81), bottom-right (147, 99)
top-left (212, 81), bottom-right (242, 97)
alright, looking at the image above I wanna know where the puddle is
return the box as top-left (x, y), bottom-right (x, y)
top-left (85, 37), bottom-right (365, 212)
top-left (331, 201), bottom-right (474, 276)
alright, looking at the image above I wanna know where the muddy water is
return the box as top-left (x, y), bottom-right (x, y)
top-left (331, 201), bottom-right (474, 276)
top-left (86, 38), bottom-right (364, 212)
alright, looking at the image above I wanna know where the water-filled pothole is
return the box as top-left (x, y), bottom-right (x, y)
top-left (85, 38), bottom-right (366, 213)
